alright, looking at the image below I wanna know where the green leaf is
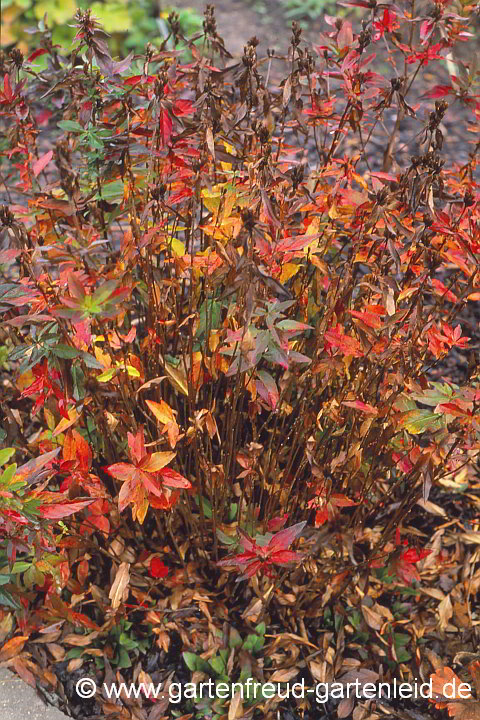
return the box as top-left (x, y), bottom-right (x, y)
top-left (409, 382), bottom-right (457, 407)
top-left (183, 651), bottom-right (211, 674)
top-left (86, 132), bottom-right (105, 150)
top-left (91, 280), bottom-right (119, 305)
top-left (194, 495), bottom-right (213, 518)
top-left (183, 651), bottom-right (199, 671)
top-left (394, 633), bottom-right (410, 647)
top-left (81, 352), bottom-right (104, 370)
top-left (96, 180), bottom-right (125, 201)
top-left (52, 344), bottom-right (80, 359)
top-left (399, 409), bottom-right (445, 434)
top-left (116, 647), bottom-right (132, 668)
top-left (0, 588), bottom-right (21, 609)
top-left (228, 627), bottom-right (242, 649)
top-left (0, 448), bottom-right (15, 466)
top-left (216, 529), bottom-right (237, 546)
top-left (196, 299), bottom-right (222, 337)
top-left (57, 120), bottom-right (85, 133)
top-left (97, 368), bottom-right (116, 383)
top-left (0, 463), bottom-right (17, 485)
top-left (209, 656), bottom-right (225, 675)
top-left (255, 622), bottom-right (266, 636)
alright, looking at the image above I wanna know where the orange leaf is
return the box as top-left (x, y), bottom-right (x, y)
top-left (140, 451), bottom-right (176, 472)
top-left (0, 635), bottom-right (29, 661)
top-left (429, 666), bottom-right (480, 719)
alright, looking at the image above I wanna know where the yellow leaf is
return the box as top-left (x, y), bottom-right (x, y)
top-left (16, 369), bottom-right (35, 391)
top-left (94, 346), bottom-right (111, 368)
top-left (353, 172), bottom-right (368, 191)
top-left (135, 496), bottom-right (149, 524)
top-left (160, 356), bottom-right (189, 397)
top-left (44, 407), bottom-right (56, 431)
top-left (279, 263), bottom-right (300, 283)
top-left (53, 406), bottom-right (80, 437)
top-left (146, 399), bottom-right (175, 425)
top-left (201, 185), bottom-right (223, 213)
top-left (170, 238), bottom-right (185, 258)
top-left (328, 201), bottom-right (340, 220)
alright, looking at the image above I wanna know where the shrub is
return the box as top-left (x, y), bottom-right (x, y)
top-left (0, 1), bottom-right (479, 713)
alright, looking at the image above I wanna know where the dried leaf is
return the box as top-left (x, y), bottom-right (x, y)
top-left (269, 668), bottom-right (299, 683)
top-left (283, 76), bottom-right (292, 108)
top-left (228, 691), bottom-right (243, 720)
top-left (206, 125), bottom-right (215, 160)
top-left (361, 604), bottom-right (383, 630)
top-left (437, 594), bottom-right (453, 631)
top-left (337, 696), bottom-right (355, 718)
top-left (109, 562), bottom-right (130, 610)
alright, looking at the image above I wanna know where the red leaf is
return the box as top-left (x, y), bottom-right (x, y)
top-left (342, 400), bottom-right (379, 414)
top-left (267, 521), bottom-right (306, 554)
top-left (267, 514), bottom-right (288, 531)
top-left (149, 558), bottom-right (169, 578)
top-left (128, 428), bottom-right (146, 464)
top-left (2, 74), bottom-right (14, 102)
top-left (32, 150), bottom-right (53, 177)
top-left (28, 48), bottom-right (49, 62)
top-left (174, 99), bottom-right (194, 116)
top-left (159, 109), bottom-right (173, 147)
top-left (106, 462), bottom-right (137, 482)
top-left (421, 84), bottom-right (452, 99)
top-left (158, 467), bottom-right (191, 489)
top-left (39, 498), bottom-right (94, 519)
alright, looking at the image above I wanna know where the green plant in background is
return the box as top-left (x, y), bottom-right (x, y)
top-left (280, 0), bottom-right (334, 21)
top-left (1, 0), bottom-right (203, 60)
top-left (0, 345), bottom-right (10, 371)
top-left (181, 623), bottom-right (269, 719)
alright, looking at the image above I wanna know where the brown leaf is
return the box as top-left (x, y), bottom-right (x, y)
top-left (470, 662), bottom-right (480, 697)
top-left (308, 660), bottom-right (325, 683)
top-left (228, 691), bottom-right (244, 720)
top-left (0, 614), bottom-right (14, 644)
top-left (10, 658), bottom-right (36, 688)
top-left (206, 126), bottom-right (215, 160)
top-left (339, 669), bottom-right (379, 686)
top-left (361, 604), bottom-right (383, 631)
top-left (269, 668), bottom-right (299, 683)
top-left (337, 696), bottom-right (355, 718)
top-left (109, 562), bottom-right (130, 610)
top-left (67, 658), bottom-right (85, 672)
top-left (437, 594), bottom-right (453, 631)
top-left (63, 633), bottom-right (95, 646)
top-left (46, 643), bottom-right (66, 661)
top-left (454, 601), bottom-right (471, 629)
top-left (283, 76), bottom-right (292, 108)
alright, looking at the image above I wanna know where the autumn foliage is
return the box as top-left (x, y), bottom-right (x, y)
top-left (0, 1), bottom-right (479, 717)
